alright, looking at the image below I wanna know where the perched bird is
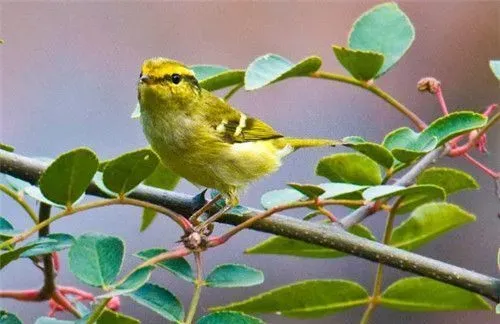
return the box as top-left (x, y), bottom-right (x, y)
top-left (138, 57), bottom-right (337, 223)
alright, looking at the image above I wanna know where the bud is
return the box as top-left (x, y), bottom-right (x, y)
top-left (417, 77), bottom-right (441, 94)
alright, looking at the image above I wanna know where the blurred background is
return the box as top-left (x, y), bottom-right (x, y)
top-left (1, 1), bottom-right (499, 323)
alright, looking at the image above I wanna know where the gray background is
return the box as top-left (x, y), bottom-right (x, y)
top-left (1, 1), bottom-right (499, 323)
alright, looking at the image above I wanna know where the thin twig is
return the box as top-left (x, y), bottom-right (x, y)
top-left (185, 252), bottom-right (204, 324)
top-left (0, 184), bottom-right (38, 223)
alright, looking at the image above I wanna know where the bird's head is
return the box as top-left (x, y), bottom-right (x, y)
top-left (138, 57), bottom-right (200, 112)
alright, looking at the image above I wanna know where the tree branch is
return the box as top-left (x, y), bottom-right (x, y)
top-left (1, 150), bottom-right (499, 302)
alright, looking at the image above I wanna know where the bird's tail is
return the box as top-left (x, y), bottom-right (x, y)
top-left (275, 137), bottom-right (341, 150)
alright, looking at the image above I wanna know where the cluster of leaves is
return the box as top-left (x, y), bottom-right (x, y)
top-left (1, 2), bottom-right (498, 323)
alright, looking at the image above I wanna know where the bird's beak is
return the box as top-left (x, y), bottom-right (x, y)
top-left (140, 74), bottom-right (152, 85)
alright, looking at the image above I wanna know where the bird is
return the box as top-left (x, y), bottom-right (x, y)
top-left (137, 57), bottom-right (337, 227)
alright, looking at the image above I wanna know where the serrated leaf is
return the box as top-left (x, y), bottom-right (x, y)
top-left (69, 233), bottom-right (124, 287)
top-left (380, 277), bottom-right (491, 311)
top-left (96, 309), bottom-right (140, 324)
top-left (333, 46), bottom-right (384, 81)
top-left (349, 2), bottom-right (414, 76)
top-left (489, 60), bottom-right (500, 80)
top-left (420, 112), bottom-right (487, 146)
top-left (362, 184), bottom-right (445, 202)
top-left (0, 310), bottom-right (22, 324)
top-left (417, 167), bottom-right (479, 195)
top-left (1, 238), bottom-right (56, 269)
top-left (21, 233), bottom-right (74, 257)
top-left (316, 153), bottom-right (382, 185)
top-left (390, 203), bottom-right (476, 250)
top-left (128, 283), bottom-right (184, 322)
top-left (287, 183), bottom-right (325, 198)
top-left (245, 54), bottom-right (321, 90)
top-left (197, 311), bottom-right (264, 324)
top-left (206, 264), bottom-right (264, 288)
top-left (35, 317), bottom-right (73, 324)
top-left (103, 149), bottom-right (159, 195)
top-left (98, 266), bottom-right (153, 298)
top-left (343, 136), bottom-right (394, 168)
top-left (39, 148), bottom-right (98, 207)
top-left (211, 279), bottom-right (369, 318)
top-left (190, 65), bottom-right (245, 91)
top-left (135, 248), bottom-right (194, 282)
top-left (382, 127), bottom-right (437, 163)
top-left (245, 224), bottom-right (376, 258)
top-left (261, 183), bottom-right (366, 209)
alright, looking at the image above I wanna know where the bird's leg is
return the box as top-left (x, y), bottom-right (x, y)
top-left (189, 193), bottom-right (223, 225)
top-left (194, 204), bottom-right (232, 233)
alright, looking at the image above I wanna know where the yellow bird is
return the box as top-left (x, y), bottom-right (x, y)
top-left (138, 57), bottom-right (337, 225)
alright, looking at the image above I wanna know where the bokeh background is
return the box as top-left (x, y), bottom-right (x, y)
top-left (1, 1), bottom-right (499, 323)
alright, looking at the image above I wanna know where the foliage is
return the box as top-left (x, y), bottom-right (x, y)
top-left (0, 2), bottom-right (498, 324)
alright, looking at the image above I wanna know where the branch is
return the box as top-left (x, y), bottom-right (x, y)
top-left (1, 150), bottom-right (499, 302)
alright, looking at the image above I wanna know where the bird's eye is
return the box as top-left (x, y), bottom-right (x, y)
top-left (139, 72), bottom-right (143, 79)
top-left (172, 74), bottom-right (181, 84)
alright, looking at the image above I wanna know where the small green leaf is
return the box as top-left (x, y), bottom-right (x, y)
top-left (380, 277), bottom-right (491, 311)
top-left (417, 167), bottom-right (479, 195)
top-left (135, 248), bottom-right (194, 282)
top-left (489, 60), bottom-right (500, 80)
top-left (128, 283), bottom-right (184, 322)
top-left (362, 184), bottom-right (445, 202)
top-left (140, 208), bottom-right (157, 232)
top-left (261, 183), bottom-right (366, 209)
top-left (287, 183), bottom-right (325, 198)
top-left (21, 233), bottom-right (74, 257)
top-left (206, 264), bottom-right (264, 288)
top-left (98, 266), bottom-right (154, 298)
top-left (1, 238), bottom-right (56, 269)
top-left (130, 103), bottom-right (141, 119)
top-left (197, 311), bottom-right (264, 324)
top-left (343, 136), bottom-right (394, 168)
top-left (349, 2), bottom-right (415, 76)
top-left (35, 317), bottom-right (73, 324)
top-left (333, 46), bottom-right (384, 81)
top-left (0, 143), bottom-right (14, 152)
top-left (39, 148), bottom-right (98, 207)
top-left (95, 309), bottom-right (140, 324)
top-left (69, 233), bottom-right (124, 287)
top-left (211, 279), bottom-right (369, 318)
top-left (0, 310), bottom-right (22, 324)
top-left (316, 153), bottom-right (382, 185)
top-left (103, 149), bottom-right (159, 195)
top-left (244, 54), bottom-right (321, 90)
top-left (0, 217), bottom-right (19, 238)
top-left (245, 224), bottom-right (376, 258)
top-left (191, 65), bottom-right (245, 91)
top-left (390, 203), bottom-right (476, 250)
top-left (382, 127), bottom-right (437, 163)
top-left (420, 111), bottom-right (487, 146)
top-left (191, 65), bottom-right (228, 80)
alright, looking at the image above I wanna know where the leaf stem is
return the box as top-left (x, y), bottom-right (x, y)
top-left (185, 252), bottom-right (204, 324)
top-left (0, 184), bottom-right (38, 223)
top-left (224, 83), bottom-right (243, 101)
top-left (86, 297), bottom-right (112, 323)
top-left (311, 71), bottom-right (427, 130)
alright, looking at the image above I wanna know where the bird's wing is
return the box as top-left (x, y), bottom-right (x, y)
top-left (202, 91), bottom-right (283, 143)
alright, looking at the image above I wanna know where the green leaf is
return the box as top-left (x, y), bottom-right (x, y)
top-left (332, 46), bottom-right (384, 81)
top-left (245, 224), bottom-right (376, 258)
top-left (261, 183), bottom-right (366, 209)
top-left (349, 2), bottom-right (414, 76)
top-left (39, 147), bottom-right (98, 207)
top-left (416, 167), bottom-right (479, 195)
top-left (69, 233), bottom-right (124, 287)
top-left (140, 163), bottom-right (181, 231)
top-left (420, 111), bottom-right (487, 146)
top-left (206, 264), bottom-right (264, 288)
top-left (95, 309), bottom-right (140, 324)
top-left (316, 153), bottom-right (382, 185)
top-left (103, 149), bottom-right (159, 195)
top-left (92, 172), bottom-right (118, 197)
top-left (390, 203), bottom-right (476, 250)
top-left (24, 186), bottom-right (67, 208)
top-left (0, 143), bottom-right (15, 152)
top-left (130, 103), bottom-right (141, 119)
top-left (489, 60), bottom-right (500, 80)
top-left (1, 238), bottom-right (56, 269)
top-left (128, 283), bottom-right (184, 322)
top-left (380, 277), bottom-right (491, 311)
top-left (0, 217), bottom-right (19, 238)
top-left (135, 248), bottom-right (194, 282)
top-left (197, 311), bottom-right (264, 324)
top-left (211, 279), bottom-right (369, 318)
top-left (191, 65), bottom-right (245, 91)
top-left (244, 54), bottom-right (322, 90)
top-left (21, 233), bottom-right (74, 257)
top-left (362, 184), bottom-right (445, 202)
top-left (98, 266), bottom-right (154, 298)
top-left (343, 136), bottom-right (394, 168)
top-left (287, 183), bottom-right (325, 198)
top-left (382, 127), bottom-right (437, 163)
top-left (35, 317), bottom-right (73, 324)
top-left (0, 310), bottom-right (22, 324)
